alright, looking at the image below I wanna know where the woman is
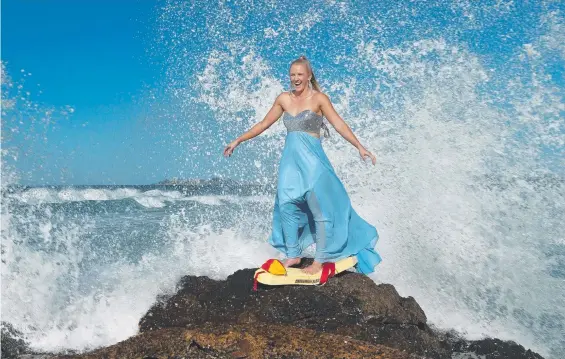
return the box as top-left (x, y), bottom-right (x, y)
top-left (223, 56), bottom-right (381, 275)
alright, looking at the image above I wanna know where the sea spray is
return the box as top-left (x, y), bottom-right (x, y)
top-left (153, 1), bottom-right (565, 357)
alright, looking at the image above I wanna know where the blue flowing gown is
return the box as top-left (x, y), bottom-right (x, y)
top-left (268, 110), bottom-right (382, 274)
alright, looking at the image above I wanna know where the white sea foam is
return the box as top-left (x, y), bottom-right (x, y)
top-left (9, 187), bottom-right (271, 209)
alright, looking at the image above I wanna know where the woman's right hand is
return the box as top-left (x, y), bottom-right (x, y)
top-left (223, 140), bottom-right (240, 157)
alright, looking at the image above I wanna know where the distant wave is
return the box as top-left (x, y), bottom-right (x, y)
top-left (7, 186), bottom-right (272, 208)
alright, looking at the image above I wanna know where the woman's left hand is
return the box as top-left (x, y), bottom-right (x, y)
top-left (359, 147), bottom-right (376, 165)
top-left (223, 140), bottom-right (240, 157)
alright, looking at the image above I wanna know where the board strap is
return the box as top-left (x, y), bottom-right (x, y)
top-left (253, 269), bottom-right (265, 291)
top-left (319, 262), bottom-right (336, 285)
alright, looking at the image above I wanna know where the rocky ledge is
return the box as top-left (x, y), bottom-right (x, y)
top-left (4, 260), bottom-right (545, 359)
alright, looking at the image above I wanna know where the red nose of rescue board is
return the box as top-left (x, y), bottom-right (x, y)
top-left (253, 256), bottom-right (357, 291)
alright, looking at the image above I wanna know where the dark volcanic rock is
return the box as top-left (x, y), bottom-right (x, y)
top-left (137, 264), bottom-right (545, 359)
top-left (56, 323), bottom-right (416, 359)
top-left (139, 268), bottom-right (449, 358)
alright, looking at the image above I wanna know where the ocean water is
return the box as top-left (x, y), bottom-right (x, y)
top-left (1, 184), bottom-right (280, 350)
top-left (2, 1), bottom-right (565, 358)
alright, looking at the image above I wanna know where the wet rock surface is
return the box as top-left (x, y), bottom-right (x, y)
top-left (54, 324), bottom-right (417, 359)
top-left (139, 268), bottom-right (446, 358)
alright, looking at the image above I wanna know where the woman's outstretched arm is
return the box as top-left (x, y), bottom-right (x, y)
top-left (223, 95), bottom-right (285, 157)
top-left (319, 93), bottom-right (376, 165)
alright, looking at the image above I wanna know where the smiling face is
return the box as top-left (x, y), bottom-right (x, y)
top-left (289, 63), bottom-right (311, 93)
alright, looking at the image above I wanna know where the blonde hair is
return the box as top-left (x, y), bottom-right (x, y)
top-left (290, 55), bottom-right (321, 92)
top-left (290, 55), bottom-right (330, 137)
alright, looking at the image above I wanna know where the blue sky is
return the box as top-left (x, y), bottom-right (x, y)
top-left (2, 1), bottom-right (155, 107)
top-left (2, 0), bottom-right (167, 185)
top-left (2, 1), bottom-right (563, 185)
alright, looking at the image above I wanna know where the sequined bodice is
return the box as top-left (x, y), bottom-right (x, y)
top-left (282, 110), bottom-right (323, 134)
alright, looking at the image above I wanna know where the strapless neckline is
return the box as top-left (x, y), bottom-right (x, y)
top-left (284, 109), bottom-right (323, 118)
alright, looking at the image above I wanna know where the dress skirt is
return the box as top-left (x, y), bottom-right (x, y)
top-left (268, 132), bottom-right (381, 274)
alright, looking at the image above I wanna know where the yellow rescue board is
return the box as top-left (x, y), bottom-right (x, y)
top-left (254, 256), bottom-right (357, 286)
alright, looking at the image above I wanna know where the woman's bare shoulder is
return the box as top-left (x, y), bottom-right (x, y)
top-left (275, 91), bottom-right (292, 106)
top-left (275, 91), bottom-right (291, 100)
